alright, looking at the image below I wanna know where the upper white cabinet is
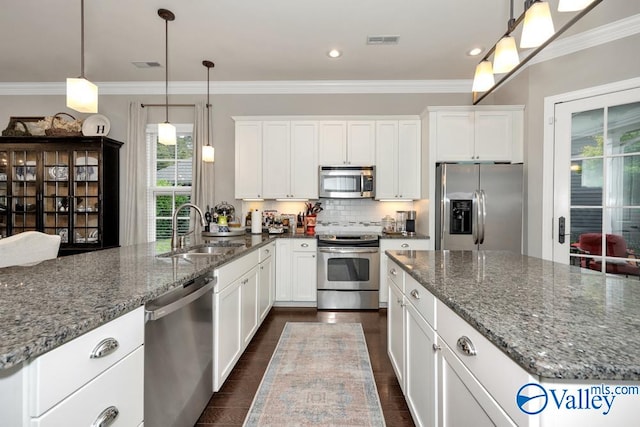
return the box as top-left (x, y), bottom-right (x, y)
top-left (375, 120), bottom-right (421, 200)
top-left (234, 121), bottom-right (263, 199)
top-left (262, 121), bottom-right (319, 199)
top-left (319, 121), bottom-right (375, 166)
top-left (430, 106), bottom-right (524, 163)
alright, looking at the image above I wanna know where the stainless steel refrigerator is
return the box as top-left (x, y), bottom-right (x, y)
top-left (435, 163), bottom-right (523, 252)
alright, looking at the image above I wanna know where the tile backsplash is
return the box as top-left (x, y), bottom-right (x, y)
top-left (241, 198), bottom-right (414, 226)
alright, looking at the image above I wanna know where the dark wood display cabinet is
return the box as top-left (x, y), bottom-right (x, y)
top-left (0, 136), bottom-right (122, 255)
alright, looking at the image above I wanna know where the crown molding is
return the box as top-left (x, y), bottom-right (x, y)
top-left (0, 14), bottom-right (637, 97)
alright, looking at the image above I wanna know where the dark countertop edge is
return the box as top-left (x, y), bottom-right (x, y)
top-left (385, 251), bottom-right (639, 381)
top-left (0, 234), bottom-right (281, 371)
top-left (380, 233), bottom-right (430, 239)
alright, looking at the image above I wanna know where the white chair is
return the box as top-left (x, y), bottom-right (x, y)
top-left (0, 231), bottom-right (61, 268)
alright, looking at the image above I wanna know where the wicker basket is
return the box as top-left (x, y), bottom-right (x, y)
top-left (2, 120), bottom-right (32, 137)
top-left (44, 112), bottom-right (83, 137)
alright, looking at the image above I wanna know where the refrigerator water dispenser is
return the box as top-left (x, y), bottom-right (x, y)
top-left (450, 200), bottom-right (472, 234)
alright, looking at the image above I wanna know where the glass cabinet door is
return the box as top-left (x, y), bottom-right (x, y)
top-left (0, 151), bottom-right (7, 237)
top-left (11, 150), bottom-right (39, 234)
top-left (43, 150), bottom-right (71, 243)
top-left (73, 150), bottom-right (100, 244)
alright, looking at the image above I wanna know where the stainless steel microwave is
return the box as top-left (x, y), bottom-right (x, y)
top-left (319, 166), bottom-right (375, 198)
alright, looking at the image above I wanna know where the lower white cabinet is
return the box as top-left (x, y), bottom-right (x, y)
top-left (213, 248), bottom-right (266, 391)
top-left (387, 279), bottom-right (405, 392)
top-left (406, 301), bottom-right (437, 427)
top-left (258, 242), bottom-right (275, 321)
top-left (379, 239), bottom-right (430, 306)
top-left (275, 238), bottom-right (317, 306)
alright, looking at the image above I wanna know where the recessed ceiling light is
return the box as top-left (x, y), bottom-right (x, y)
top-left (467, 47), bottom-right (484, 56)
top-left (327, 49), bottom-right (342, 58)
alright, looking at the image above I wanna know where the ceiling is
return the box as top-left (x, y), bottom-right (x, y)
top-left (0, 1), bottom-right (627, 85)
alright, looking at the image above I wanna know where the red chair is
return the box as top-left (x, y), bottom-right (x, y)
top-left (574, 233), bottom-right (640, 277)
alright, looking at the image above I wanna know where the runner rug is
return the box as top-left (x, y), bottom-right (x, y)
top-left (243, 322), bottom-right (386, 426)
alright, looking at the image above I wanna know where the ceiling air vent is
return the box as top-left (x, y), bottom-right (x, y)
top-left (132, 61), bottom-right (162, 68)
top-left (366, 35), bottom-right (400, 45)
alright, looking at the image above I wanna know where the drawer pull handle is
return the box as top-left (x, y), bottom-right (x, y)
top-left (410, 289), bottom-right (420, 300)
top-left (90, 338), bottom-right (119, 359)
top-left (433, 343), bottom-right (441, 351)
top-left (92, 405), bottom-right (119, 427)
top-left (456, 336), bottom-right (477, 356)
top-left (390, 268), bottom-right (397, 276)
top-left (301, 243), bottom-right (309, 248)
top-left (401, 243), bottom-right (409, 248)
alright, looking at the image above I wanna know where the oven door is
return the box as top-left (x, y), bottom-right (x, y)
top-left (317, 247), bottom-right (380, 290)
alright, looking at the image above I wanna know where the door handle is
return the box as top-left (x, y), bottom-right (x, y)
top-left (558, 216), bottom-right (566, 244)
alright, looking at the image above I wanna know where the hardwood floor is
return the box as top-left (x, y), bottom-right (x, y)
top-left (196, 307), bottom-right (415, 426)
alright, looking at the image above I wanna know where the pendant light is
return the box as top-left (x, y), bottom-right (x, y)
top-left (158, 9), bottom-right (176, 146)
top-left (471, 60), bottom-right (495, 93)
top-left (493, 0), bottom-right (519, 74)
top-left (66, 0), bottom-right (98, 113)
top-left (202, 60), bottom-right (215, 163)
top-left (520, 1), bottom-right (555, 49)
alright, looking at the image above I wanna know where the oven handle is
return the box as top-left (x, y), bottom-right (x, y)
top-left (319, 247), bottom-right (379, 254)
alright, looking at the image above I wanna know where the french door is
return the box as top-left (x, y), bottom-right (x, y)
top-left (553, 87), bottom-right (640, 278)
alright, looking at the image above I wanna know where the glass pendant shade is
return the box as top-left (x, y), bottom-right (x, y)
top-left (158, 122), bottom-right (176, 145)
top-left (493, 35), bottom-right (520, 73)
top-left (520, 1), bottom-right (555, 48)
top-left (558, 0), bottom-right (594, 12)
top-left (66, 78), bottom-right (98, 113)
top-left (472, 61), bottom-right (495, 92)
top-left (202, 145), bottom-right (215, 163)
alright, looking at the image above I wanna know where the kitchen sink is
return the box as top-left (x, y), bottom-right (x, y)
top-left (158, 242), bottom-right (246, 259)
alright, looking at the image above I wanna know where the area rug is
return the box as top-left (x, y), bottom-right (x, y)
top-left (243, 322), bottom-right (386, 426)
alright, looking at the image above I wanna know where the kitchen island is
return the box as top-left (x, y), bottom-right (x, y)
top-left (386, 249), bottom-right (640, 426)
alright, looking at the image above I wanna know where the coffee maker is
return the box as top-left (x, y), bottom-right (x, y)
top-left (406, 210), bottom-right (416, 235)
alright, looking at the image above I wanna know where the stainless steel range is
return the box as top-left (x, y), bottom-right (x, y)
top-left (317, 233), bottom-right (380, 309)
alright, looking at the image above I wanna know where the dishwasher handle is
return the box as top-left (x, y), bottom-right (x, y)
top-left (145, 277), bottom-right (215, 322)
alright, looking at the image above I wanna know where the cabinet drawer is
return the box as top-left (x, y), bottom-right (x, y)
top-left (28, 307), bottom-right (144, 416)
top-left (387, 260), bottom-right (404, 291)
top-left (293, 238), bottom-right (316, 251)
top-left (381, 239), bottom-right (430, 252)
top-left (31, 346), bottom-right (144, 427)
top-left (259, 243), bottom-right (275, 262)
top-left (437, 301), bottom-right (533, 426)
top-left (405, 274), bottom-right (435, 329)
top-left (215, 249), bottom-right (259, 291)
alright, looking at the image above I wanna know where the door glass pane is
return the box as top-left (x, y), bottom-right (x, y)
top-left (607, 156), bottom-right (640, 206)
top-left (570, 108), bottom-right (604, 157)
top-left (609, 102), bottom-right (640, 155)
top-left (571, 159), bottom-right (602, 206)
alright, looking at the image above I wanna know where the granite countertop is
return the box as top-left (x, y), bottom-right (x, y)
top-left (380, 233), bottom-right (429, 240)
top-left (386, 250), bottom-right (640, 381)
top-left (0, 233), bottom-right (276, 370)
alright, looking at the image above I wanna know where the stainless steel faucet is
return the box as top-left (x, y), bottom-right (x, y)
top-left (171, 203), bottom-right (208, 250)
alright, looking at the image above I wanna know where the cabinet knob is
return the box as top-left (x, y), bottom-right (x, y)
top-left (89, 338), bottom-right (119, 359)
top-left (91, 405), bottom-right (119, 427)
top-left (312, 254), bottom-right (315, 258)
top-left (410, 289), bottom-right (420, 300)
top-left (456, 336), bottom-right (477, 356)
top-left (301, 243), bottom-right (309, 248)
top-left (401, 243), bottom-right (409, 248)
top-left (433, 343), bottom-right (441, 352)
top-left (390, 268), bottom-right (397, 276)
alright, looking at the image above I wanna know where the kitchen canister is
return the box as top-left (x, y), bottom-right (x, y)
top-left (251, 209), bottom-right (262, 234)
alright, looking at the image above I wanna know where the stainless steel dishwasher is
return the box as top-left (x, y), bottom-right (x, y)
top-left (144, 272), bottom-right (215, 427)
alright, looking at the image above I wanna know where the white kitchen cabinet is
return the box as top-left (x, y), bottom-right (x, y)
top-left (240, 266), bottom-right (260, 348)
top-left (387, 278), bottom-right (405, 393)
top-left (262, 121), bottom-right (318, 199)
top-left (379, 239), bottom-right (430, 306)
top-left (213, 249), bottom-right (261, 391)
top-left (275, 238), bottom-right (317, 306)
top-left (406, 302), bottom-right (437, 427)
top-left (375, 120), bottom-right (421, 200)
top-left (213, 275), bottom-right (242, 391)
top-left (318, 121), bottom-right (375, 165)
top-left (430, 107), bottom-right (523, 163)
top-left (258, 242), bottom-right (275, 321)
top-left (234, 121), bottom-right (263, 199)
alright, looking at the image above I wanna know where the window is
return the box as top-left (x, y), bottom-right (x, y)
top-left (146, 124), bottom-right (193, 251)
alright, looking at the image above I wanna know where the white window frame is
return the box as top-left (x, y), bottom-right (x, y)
top-left (146, 123), bottom-right (194, 243)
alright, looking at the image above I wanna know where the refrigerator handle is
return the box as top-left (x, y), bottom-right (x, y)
top-left (440, 166), bottom-right (446, 244)
top-left (472, 190), bottom-right (479, 244)
top-left (479, 190), bottom-right (487, 244)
